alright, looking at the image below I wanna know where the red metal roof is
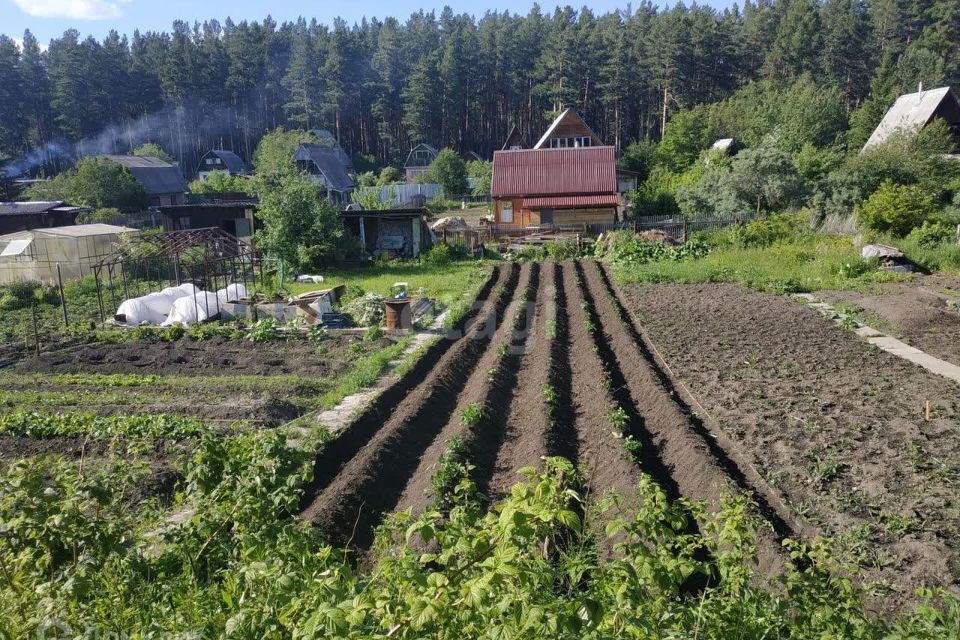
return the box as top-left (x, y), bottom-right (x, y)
top-left (491, 146), bottom-right (617, 198)
top-left (521, 195), bottom-right (620, 209)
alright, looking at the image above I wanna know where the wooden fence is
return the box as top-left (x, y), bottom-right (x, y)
top-left (437, 212), bottom-right (758, 250)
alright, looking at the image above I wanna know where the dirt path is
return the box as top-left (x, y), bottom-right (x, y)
top-left (560, 261), bottom-right (641, 507)
top-left (581, 260), bottom-right (799, 574)
top-left (486, 262), bottom-right (554, 500)
top-left (300, 264), bottom-right (519, 546)
top-left (394, 263), bottom-right (537, 513)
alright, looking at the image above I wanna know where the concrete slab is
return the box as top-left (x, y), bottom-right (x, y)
top-left (796, 294), bottom-right (960, 385)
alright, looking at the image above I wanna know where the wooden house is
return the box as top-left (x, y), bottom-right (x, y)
top-left (102, 155), bottom-right (188, 207)
top-left (491, 146), bottom-right (619, 227)
top-left (197, 150), bottom-right (250, 180)
top-left (502, 125), bottom-right (526, 150)
top-left (404, 143), bottom-right (439, 182)
top-left (491, 109), bottom-right (619, 228)
top-left (533, 108), bottom-right (603, 149)
top-left (863, 85), bottom-right (960, 151)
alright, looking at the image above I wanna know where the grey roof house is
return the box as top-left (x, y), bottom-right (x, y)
top-left (197, 150), bottom-right (250, 179)
top-left (403, 143), bottom-right (439, 182)
top-left (863, 86), bottom-right (960, 151)
top-left (310, 129), bottom-right (353, 174)
top-left (102, 155), bottom-right (188, 206)
top-left (294, 144), bottom-right (356, 205)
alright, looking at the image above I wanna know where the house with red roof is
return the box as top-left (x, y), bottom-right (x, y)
top-left (491, 109), bottom-right (620, 228)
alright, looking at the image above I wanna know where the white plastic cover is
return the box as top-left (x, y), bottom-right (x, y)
top-left (116, 283), bottom-right (197, 326)
top-left (162, 291), bottom-right (222, 326)
top-left (216, 283), bottom-right (247, 303)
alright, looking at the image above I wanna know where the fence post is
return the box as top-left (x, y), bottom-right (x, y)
top-left (56, 263), bottom-right (69, 328)
top-left (31, 302), bottom-right (40, 355)
top-left (683, 222), bottom-right (689, 243)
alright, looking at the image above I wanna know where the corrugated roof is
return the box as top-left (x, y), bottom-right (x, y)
top-left (491, 146), bottom-right (617, 198)
top-left (103, 155), bottom-right (188, 195)
top-left (521, 194), bottom-right (620, 208)
top-left (863, 86), bottom-right (959, 150)
top-left (0, 201), bottom-right (66, 216)
top-left (0, 224), bottom-right (136, 242)
top-left (294, 145), bottom-right (356, 191)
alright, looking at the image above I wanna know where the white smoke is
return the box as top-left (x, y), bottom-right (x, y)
top-left (3, 100), bottom-right (248, 177)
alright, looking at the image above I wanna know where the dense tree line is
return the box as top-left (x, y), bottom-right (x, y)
top-left (0, 1), bottom-right (958, 176)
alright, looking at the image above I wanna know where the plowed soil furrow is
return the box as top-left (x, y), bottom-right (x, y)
top-left (300, 265), bottom-right (504, 500)
top-left (487, 262), bottom-right (555, 500)
top-left (395, 263), bottom-right (538, 514)
top-left (300, 264), bottom-right (520, 546)
top-left (582, 260), bottom-right (799, 573)
top-left (560, 261), bottom-right (641, 504)
top-left (546, 263), bottom-right (579, 462)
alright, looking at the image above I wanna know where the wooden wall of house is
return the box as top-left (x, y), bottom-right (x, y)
top-left (552, 207), bottom-right (617, 225)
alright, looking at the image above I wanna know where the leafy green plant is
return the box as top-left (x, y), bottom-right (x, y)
top-left (246, 317), bottom-right (280, 343)
top-left (460, 402), bottom-right (485, 427)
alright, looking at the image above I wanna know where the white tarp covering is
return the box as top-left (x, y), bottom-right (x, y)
top-left (116, 283), bottom-right (246, 326)
top-left (163, 291), bottom-right (222, 326)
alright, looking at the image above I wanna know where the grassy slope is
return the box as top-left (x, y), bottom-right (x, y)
top-left (614, 230), bottom-right (960, 293)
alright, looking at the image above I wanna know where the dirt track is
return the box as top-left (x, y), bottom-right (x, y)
top-left (300, 260), bottom-right (800, 578)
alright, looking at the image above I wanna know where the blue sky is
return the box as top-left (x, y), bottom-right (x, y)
top-left (3, 0), bottom-right (738, 46)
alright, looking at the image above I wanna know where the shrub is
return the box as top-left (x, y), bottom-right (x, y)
top-left (345, 293), bottom-right (385, 326)
top-left (730, 213), bottom-right (809, 248)
top-left (906, 220), bottom-right (956, 248)
top-left (422, 243), bottom-right (453, 266)
top-left (857, 180), bottom-right (938, 237)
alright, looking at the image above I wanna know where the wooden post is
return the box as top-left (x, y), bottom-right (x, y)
top-left (56, 263), bottom-right (68, 328)
top-left (683, 221), bottom-right (689, 243)
top-left (31, 302), bottom-right (40, 355)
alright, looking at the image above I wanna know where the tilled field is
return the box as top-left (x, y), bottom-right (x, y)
top-left (300, 260), bottom-right (798, 576)
top-left (0, 334), bottom-right (393, 427)
top-left (622, 281), bottom-right (960, 609)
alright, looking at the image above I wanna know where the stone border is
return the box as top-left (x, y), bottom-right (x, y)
top-left (794, 293), bottom-right (960, 385)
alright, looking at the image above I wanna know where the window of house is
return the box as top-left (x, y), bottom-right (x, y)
top-left (501, 201), bottom-right (513, 223)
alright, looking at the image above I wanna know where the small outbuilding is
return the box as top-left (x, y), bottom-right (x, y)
top-left (197, 150), bottom-right (250, 180)
top-left (102, 155), bottom-right (188, 207)
top-left (404, 143), bottom-right (439, 182)
top-left (0, 201), bottom-right (90, 235)
top-left (0, 223), bottom-right (137, 284)
top-left (158, 198), bottom-right (258, 240)
top-left (340, 208), bottom-right (434, 259)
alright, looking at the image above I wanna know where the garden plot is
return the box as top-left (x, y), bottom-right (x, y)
top-left (622, 281), bottom-right (960, 608)
top-left (299, 260), bottom-right (798, 579)
top-left (0, 333), bottom-right (397, 427)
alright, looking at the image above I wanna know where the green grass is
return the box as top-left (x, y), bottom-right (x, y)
top-left (287, 260), bottom-right (494, 309)
top-left (317, 337), bottom-right (411, 409)
top-left (613, 234), bottom-right (913, 293)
